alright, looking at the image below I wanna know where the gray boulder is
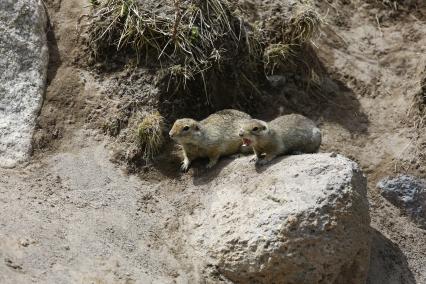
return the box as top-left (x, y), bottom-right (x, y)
top-left (377, 175), bottom-right (426, 229)
top-left (184, 154), bottom-right (371, 284)
top-left (0, 0), bottom-right (48, 167)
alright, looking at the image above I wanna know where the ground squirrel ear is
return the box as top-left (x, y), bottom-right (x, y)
top-left (262, 125), bottom-right (267, 130)
top-left (194, 125), bottom-right (200, 131)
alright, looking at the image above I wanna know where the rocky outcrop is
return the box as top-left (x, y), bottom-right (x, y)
top-left (0, 0), bottom-right (48, 167)
top-left (377, 175), bottom-right (426, 229)
top-left (184, 154), bottom-right (371, 283)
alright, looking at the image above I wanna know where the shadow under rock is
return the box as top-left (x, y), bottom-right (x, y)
top-left (367, 228), bottom-right (416, 284)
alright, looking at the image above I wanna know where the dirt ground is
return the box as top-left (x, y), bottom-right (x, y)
top-left (1, 0), bottom-right (426, 283)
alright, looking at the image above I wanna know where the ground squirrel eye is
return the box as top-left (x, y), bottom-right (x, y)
top-left (183, 126), bottom-right (190, 131)
top-left (252, 127), bottom-right (259, 131)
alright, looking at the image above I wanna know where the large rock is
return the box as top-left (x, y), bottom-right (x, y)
top-left (184, 154), bottom-right (371, 283)
top-left (377, 175), bottom-right (426, 229)
top-left (0, 0), bottom-right (48, 167)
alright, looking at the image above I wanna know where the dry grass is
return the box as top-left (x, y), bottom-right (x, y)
top-left (85, 0), bottom-right (323, 80)
top-left (259, 4), bottom-right (323, 75)
top-left (103, 116), bottom-right (127, 137)
top-left (288, 6), bottom-right (322, 43)
top-left (136, 112), bottom-right (165, 161)
top-left (402, 74), bottom-right (426, 172)
top-left (86, 0), bottom-right (250, 85)
top-left (377, 0), bottom-right (404, 10)
top-left (411, 75), bottom-right (426, 129)
top-left (263, 43), bottom-right (297, 74)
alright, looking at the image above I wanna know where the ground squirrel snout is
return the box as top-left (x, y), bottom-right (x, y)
top-left (169, 109), bottom-right (251, 171)
top-left (239, 114), bottom-right (322, 165)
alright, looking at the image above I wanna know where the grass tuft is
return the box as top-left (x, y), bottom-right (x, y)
top-left (84, 0), bottom-right (323, 85)
top-left (263, 43), bottom-right (297, 74)
top-left (86, 0), bottom-right (249, 83)
top-left (288, 6), bottom-right (322, 43)
top-left (136, 112), bottom-right (165, 161)
top-left (259, 4), bottom-right (322, 76)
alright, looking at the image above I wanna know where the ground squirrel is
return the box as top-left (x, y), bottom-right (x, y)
top-left (238, 114), bottom-right (321, 165)
top-left (169, 109), bottom-right (251, 171)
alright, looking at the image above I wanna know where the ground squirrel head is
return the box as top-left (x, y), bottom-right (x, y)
top-left (238, 119), bottom-right (269, 146)
top-left (169, 118), bottom-right (203, 144)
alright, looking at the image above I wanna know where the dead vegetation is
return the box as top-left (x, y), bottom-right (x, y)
top-left (257, 3), bottom-right (323, 76)
top-left (85, 0), bottom-right (322, 94)
top-left (372, 0), bottom-right (421, 11)
top-left (376, 0), bottom-right (410, 10)
top-left (86, 0), bottom-right (255, 86)
top-left (403, 71), bottom-right (426, 173)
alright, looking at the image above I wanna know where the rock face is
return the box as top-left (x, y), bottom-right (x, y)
top-left (0, 0), bottom-right (48, 167)
top-left (184, 154), bottom-right (371, 284)
top-left (377, 175), bottom-right (426, 229)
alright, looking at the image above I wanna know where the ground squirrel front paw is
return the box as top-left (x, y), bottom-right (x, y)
top-left (181, 158), bottom-right (190, 172)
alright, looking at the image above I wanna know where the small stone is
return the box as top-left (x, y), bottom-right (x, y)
top-left (19, 239), bottom-right (30, 247)
top-left (377, 175), bottom-right (426, 229)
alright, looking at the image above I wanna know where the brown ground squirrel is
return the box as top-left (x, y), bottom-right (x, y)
top-left (169, 109), bottom-right (251, 171)
top-left (238, 114), bottom-right (321, 165)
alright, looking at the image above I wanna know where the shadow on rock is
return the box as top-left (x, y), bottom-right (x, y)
top-left (151, 143), bottom-right (240, 182)
top-left (254, 155), bottom-right (293, 174)
top-left (191, 155), bottom-right (245, 186)
top-left (367, 228), bottom-right (416, 284)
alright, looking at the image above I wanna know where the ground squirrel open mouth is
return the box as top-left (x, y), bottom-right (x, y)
top-left (242, 138), bottom-right (252, 146)
top-left (239, 115), bottom-right (322, 165)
